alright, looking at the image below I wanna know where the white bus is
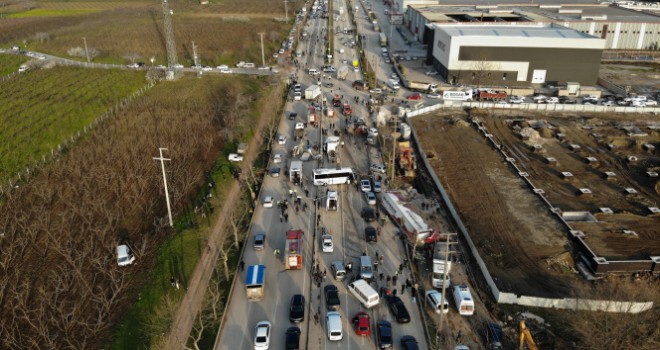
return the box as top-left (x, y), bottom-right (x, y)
top-left (312, 167), bottom-right (354, 186)
top-left (452, 284), bottom-right (475, 316)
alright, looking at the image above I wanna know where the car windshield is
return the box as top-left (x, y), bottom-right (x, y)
top-left (256, 335), bottom-right (267, 342)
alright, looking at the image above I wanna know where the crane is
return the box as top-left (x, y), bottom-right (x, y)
top-left (519, 320), bottom-right (539, 350)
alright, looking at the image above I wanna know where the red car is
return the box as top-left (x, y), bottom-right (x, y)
top-left (406, 93), bottom-right (422, 100)
top-left (352, 312), bottom-right (371, 336)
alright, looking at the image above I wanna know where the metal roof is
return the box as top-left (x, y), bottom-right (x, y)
top-left (434, 23), bottom-right (596, 39)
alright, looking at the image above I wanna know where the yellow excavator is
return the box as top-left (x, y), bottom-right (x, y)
top-left (519, 321), bottom-right (539, 350)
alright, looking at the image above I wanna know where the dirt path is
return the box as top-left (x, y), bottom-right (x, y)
top-left (164, 87), bottom-right (279, 350)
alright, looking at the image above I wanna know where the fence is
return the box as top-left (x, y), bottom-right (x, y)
top-left (1, 81), bottom-right (157, 197)
top-left (408, 114), bottom-right (655, 314)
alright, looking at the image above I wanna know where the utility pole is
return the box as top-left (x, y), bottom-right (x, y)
top-left (437, 234), bottom-right (456, 349)
top-left (390, 130), bottom-right (400, 188)
top-left (153, 148), bottom-right (174, 227)
top-left (192, 41), bottom-right (199, 67)
top-left (284, 0), bottom-right (289, 23)
top-left (161, 0), bottom-right (179, 79)
top-left (82, 36), bottom-right (90, 62)
top-left (258, 32), bottom-right (266, 68)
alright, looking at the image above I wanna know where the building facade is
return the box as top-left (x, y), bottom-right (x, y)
top-left (428, 23), bottom-right (606, 86)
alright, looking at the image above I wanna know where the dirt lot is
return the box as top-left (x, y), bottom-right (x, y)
top-left (413, 111), bottom-right (660, 297)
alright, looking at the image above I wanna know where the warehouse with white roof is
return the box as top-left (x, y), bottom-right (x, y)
top-left (428, 23), bottom-right (606, 85)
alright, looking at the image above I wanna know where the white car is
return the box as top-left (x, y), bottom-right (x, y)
top-left (369, 88), bottom-right (383, 94)
top-left (279, 48), bottom-right (285, 54)
top-left (601, 100), bottom-right (614, 107)
top-left (644, 99), bottom-right (657, 106)
top-left (427, 93), bottom-right (441, 99)
top-left (322, 234), bottom-right (334, 253)
top-left (509, 96), bottom-right (525, 104)
top-left (217, 65), bottom-right (229, 71)
top-left (532, 95), bottom-right (547, 103)
top-left (202, 66), bottom-right (213, 71)
top-left (262, 196), bottom-right (274, 208)
top-left (426, 290), bottom-right (449, 314)
top-left (273, 153), bottom-right (283, 164)
top-left (360, 179), bottom-right (371, 193)
top-left (272, 53), bottom-right (279, 58)
top-left (370, 164), bottom-right (386, 174)
top-left (228, 153), bottom-right (243, 162)
top-left (365, 192), bottom-right (377, 206)
top-left (277, 135), bottom-right (287, 145)
top-left (546, 97), bottom-right (559, 104)
top-left (173, 63), bottom-right (184, 69)
top-left (353, 66), bottom-right (359, 72)
top-left (220, 68), bottom-right (233, 74)
top-left (254, 321), bottom-right (271, 350)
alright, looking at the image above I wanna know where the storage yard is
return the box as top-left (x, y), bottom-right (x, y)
top-left (412, 111), bottom-right (660, 297)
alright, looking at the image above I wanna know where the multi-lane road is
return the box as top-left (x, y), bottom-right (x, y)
top-left (214, 1), bottom-right (430, 349)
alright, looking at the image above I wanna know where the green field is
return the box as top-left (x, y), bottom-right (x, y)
top-left (0, 65), bottom-right (146, 182)
top-left (5, 8), bottom-right (102, 18)
top-left (0, 54), bottom-right (27, 76)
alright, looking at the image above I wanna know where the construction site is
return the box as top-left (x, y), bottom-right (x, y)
top-left (411, 110), bottom-right (660, 299)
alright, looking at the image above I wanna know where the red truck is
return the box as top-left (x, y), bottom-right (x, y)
top-left (478, 90), bottom-right (507, 101)
top-left (342, 103), bottom-right (353, 116)
top-left (332, 95), bottom-right (342, 107)
top-left (284, 230), bottom-right (304, 270)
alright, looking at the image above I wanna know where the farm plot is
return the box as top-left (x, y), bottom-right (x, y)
top-left (0, 53), bottom-right (27, 76)
top-left (0, 65), bottom-right (145, 182)
top-left (481, 116), bottom-right (660, 260)
top-left (413, 114), bottom-right (576, 298)
top-left (0, 74), bottom-right (257, 349)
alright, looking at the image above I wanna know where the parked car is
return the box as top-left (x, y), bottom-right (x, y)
top-left (262, 196), bottom-right (274, 208)
top-left (253, 232), bottom-right (266, 251)
top-left (360, 179), bottom-right (372, 192)
top-left (289, 294), bottom-right (305, 323)
top-left (254, 321), bottom-right (271, 350)
top-left (508, 95), bottom-right (525, 104)
top-left (278, 135), bottom-right (288, 145)
top-left (406, 93), bottom-right (422, 100)
top-left (373, 180), bottom-right (382, 193)
top-left (387, 296), bottom-right (411, 323)
top-left (352, 311), bottom-right (371, 336)
top-left (366, 192), bottom-right (377, 206)
top-left (532, 95), bottom-right (547, 103)
top-left (285, 326), bottom-right (301, 350)
top-left (485, 323), bottom-right (503, 350)
top-left (370, 163), bottom-right (386, 174)
top-left (270, 167), bottom-right (280, 177)
top-left (217, 65), bottom-right (229, 71)
top-left (376, 320), bottom-right (393, 349)
top-left (288, 112), bottom-right (298, 120)
top-left (546, 97), bottom-right (559, 104)
top-left (401, 335), bottom-right (419, 350)
top-left (273, 153), bottom-right (283, 163)
top-left (370, 88), bottom-right (383, 94)
top-left (228, 153), bottom-right (243, 162)
top-left (361, 207), bottom-right (376, 222)
top-left (322, 234), bottom-right (334, 253)
top-left (202, 66), bottom-right (213, 71)
top-left (427, 93), bottom-right (442, 99)
top-left (324, 285), bottom-right (340, 311)
top-left (365, 226), bottom-right (377, 242)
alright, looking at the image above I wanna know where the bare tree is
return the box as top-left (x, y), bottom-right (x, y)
top-left (124, 52), bottom-right (141, 63)
top-left (33, 32), bottom-right (50, 43)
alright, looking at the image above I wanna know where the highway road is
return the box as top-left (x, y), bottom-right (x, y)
top-left (214, 1), bottom-right (429, 349)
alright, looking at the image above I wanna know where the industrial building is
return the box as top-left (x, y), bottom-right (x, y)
top-left (406, 3), bottom-right (660, 50)
top-left (427, 23), bottom-right (606, 86)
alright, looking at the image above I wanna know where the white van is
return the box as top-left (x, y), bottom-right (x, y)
top-left (359, 255), bottom-right (373, 281)
top-left (452, 285), bottom-right (475, 316)
top-left (326, 311), bottom-right (343, 341)
top-left (243, 62), bottom-right (256, 68)
top-left (308, 68), bottom-right (320, 76)
top-left (348, 279), bottom-right (379, 308)
top-left (425, 290), bottom-right (449, 314)
top-left (116, 244), bottom-right (135, 266)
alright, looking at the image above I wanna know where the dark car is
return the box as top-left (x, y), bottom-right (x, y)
top-left (289, 294), bottom-right (305, 323)
top-left (270, 167), bottom-right (280, 177)
top-left (253, 232), bottom-right (266, 251)
top-left (400, 335), bottom-right (419, 350)
top-left (361, 207), bottom-right (376, 222)
top-left (376, 320), bottom-right (393, 348)
top-left (485, 323), bottom-right (503, 350)
top-left (558, 96), bottom-right (577, 104)
top-left (365, 226), bottom-right (377, 242)
top-left (285, 326), bottom-right (301, 350)
top-left (352, 80), bottom-right (368, 91)
top-left (324, 285), bottom-right (340, 311)
top-left (387, 296), bottom-right (411, 323)
top-left (289, 112), bottom-right (298, 120)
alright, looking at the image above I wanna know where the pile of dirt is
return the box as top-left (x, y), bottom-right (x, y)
top-left (453, 119), bottom-right (470, 128)
top-left (538, 127), bottom-right (554, 138)
top-left (520, 127), bottom-right (542, 143)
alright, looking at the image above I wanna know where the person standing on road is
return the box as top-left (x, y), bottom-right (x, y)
top-left (240, 260), bottom-right (245, 271)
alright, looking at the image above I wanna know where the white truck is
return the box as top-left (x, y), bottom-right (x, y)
top-left (408, 81), bottom-right (438, 93)
top-left (326, 190), bottom-right (338, 211)
top-left (305, 85), bottom-right (321, 100)
top-left (432, 240), bottom-right (455, 288)
top-left (442, 90), bottom-right (473, 101)
top-left (382, 191), bottom-right (438, 244)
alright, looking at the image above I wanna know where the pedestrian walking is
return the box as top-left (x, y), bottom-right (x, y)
top-left (456, 330), bottom-right (462, 342)
top-left (399, 263), bottom-right (404, 273)
top-left (240, 260), bottom-right (245, 271)
top-left (279, 214), bottom-right (283, 222)
top-left (274, 248), bottom-right (280, 256)
top-left (373, 261), bottom-right (378, 272)
top-left (284, 213), bottom-right (289, 222)
top-left (375, 251), bottom-right (379, 259)
top-left (377, 227), bottom-right (381, 236)
top-left (393, 274), bottom-right (398, 285)
top-left (401, 283), bottom-right (405, 295)
top-left (314, 313), bottom-right (319, 324)
top-left (392, 289), bottom-right (397, 297)
top-left (379, 272), bottom-right (384, 281)
top-left (386, 275), bottom-right (391, 285)
top-left (406, 278), bottom-right (412, 288)
top-left (379, 255), bottom-right (384, 264)
top-left (295, 205), bottom-right (299, 214)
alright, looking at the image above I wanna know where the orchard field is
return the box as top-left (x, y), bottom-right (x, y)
top-left (0, 54), bottom-right (27, 76)
top-left (0, 64), bottom-right (146, 182)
